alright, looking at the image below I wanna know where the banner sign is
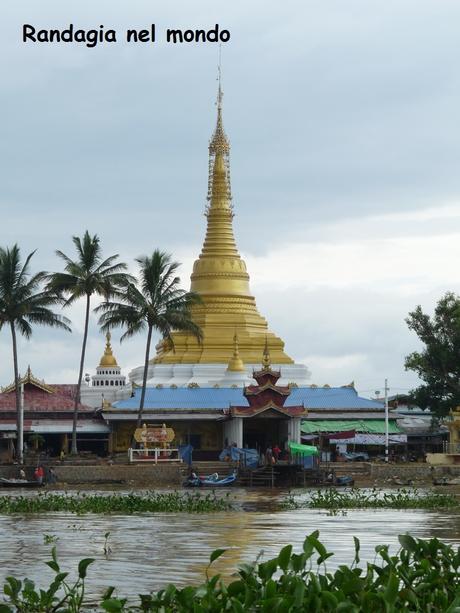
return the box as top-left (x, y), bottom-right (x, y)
top-left (134, 424), bottom-right (175, 444)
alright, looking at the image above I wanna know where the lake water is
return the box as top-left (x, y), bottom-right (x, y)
top-left (0, 487), bottom-right (459, 601)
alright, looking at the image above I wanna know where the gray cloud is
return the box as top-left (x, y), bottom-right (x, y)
top-left (1, 0), bottom-right (459, 397)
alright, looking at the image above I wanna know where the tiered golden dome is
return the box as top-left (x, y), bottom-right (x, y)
top-left (153, 81), bottom-right (293, 366)
top-left (99, 332), bottom-right (118, 367)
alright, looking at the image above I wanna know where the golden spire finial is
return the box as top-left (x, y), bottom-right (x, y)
top-left (207, 61), bottom-right (232, 213)
top-left (99, 331), bottom-right (118, 367)
top-left (227, 330), bottom-right (245, 372)
top-left (262, 336), bottom-right (271, 369)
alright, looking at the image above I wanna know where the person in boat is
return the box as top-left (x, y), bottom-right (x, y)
top-left (47, 467), bottom-right (58, 484)
top-left (19, 469), bottom-right (26, 480)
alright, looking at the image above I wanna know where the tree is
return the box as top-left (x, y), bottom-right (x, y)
top-left (0, 245), bottom-right (71, 462)
top-left (47, 232), bottom-right (132, 454)
top-left (97, 250), bottom-right (203, 428)
top-left (405, 292), bottom-right (460, 416)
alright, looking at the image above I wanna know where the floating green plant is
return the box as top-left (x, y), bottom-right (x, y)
top-left (282, 488), bottom-right (459, 510)
top-left (0, 491), bottom-right (232, 515)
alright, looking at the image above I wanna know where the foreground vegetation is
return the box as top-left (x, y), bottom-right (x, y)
top-left (2, 532), bottom-right (460, 611)
top-left (283, 488), bottom-right (459, 510)
top-left (0, 491), bottom-right (231, 515)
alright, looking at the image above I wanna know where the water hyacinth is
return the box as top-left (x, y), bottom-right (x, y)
top-left (2, 532), bottom-right (460, 611)
top-left (283, 488), bottom-right (459, 510)
top-left (0, 491), bottom-right (232, 515)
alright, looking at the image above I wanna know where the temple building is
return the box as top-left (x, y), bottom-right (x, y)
top-left (104, 80), bottom-right (387, 459)
top-left (80, 332), bottom-right (131, 409)
top-left (0, 367), bottom-right (109, 460)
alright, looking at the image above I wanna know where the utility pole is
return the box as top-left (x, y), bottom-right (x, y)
top-left (18, 381), bottom-right (24, 465)
top-left (384, 378), bottom-right (389, 463)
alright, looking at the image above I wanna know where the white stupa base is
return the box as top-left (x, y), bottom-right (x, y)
top-left (129, 361), bottom-right (311, 388)
top-left (80, 385), bottom-right (132, 409)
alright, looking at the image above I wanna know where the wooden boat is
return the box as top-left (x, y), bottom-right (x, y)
top-left (184, 472), bottom-right (237, 488)
top-left (433, 477), bottom-right (451, 486)
top-left (0, 477), bottom-right (42, 488)
top-left (334, 476), bottom-right (354, 487)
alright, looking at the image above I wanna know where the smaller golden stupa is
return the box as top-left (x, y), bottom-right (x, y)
top-left (227, 332), bottom-right (245, 372)
top-left (99, 332), bottom-right (118, 367)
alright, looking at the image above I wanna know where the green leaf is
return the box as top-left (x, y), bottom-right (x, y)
top-left (101, 598), bottom-right (125, 612)
top-left (383, 572), bottom-right (399, 605)
top-left (445, 594), bottom-right (460, 613)
top-left (209, 548), bottom-right (227, 564)
top-left (78, 557), bottom-right (95, 579)
top-left (229, 599), bottom-right (244, 613)
top-left (278, 545), bottom-right (292, 572)
top-left (102, 586), bottom-right (116, 600)
top-left (46, 561), bottom-right (60, 573)
top-left (227, 580), bottom-right (244, 597)
top-left (398, 534), bottom-right (417, 552)
top-left (353, 536), bottom-right (360, 564)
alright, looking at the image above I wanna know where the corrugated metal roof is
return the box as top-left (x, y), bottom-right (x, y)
top-left (112, 386), bottom-right (384, 411)
top-left (301, 419), bottom-right (402, 434)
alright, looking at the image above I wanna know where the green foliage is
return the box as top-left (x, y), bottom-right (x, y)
top-left (47, 232), bottom-right (132, 306)
top-left (0, 491), bottom-right (232, 514)
top-left (1, 545), bottom-right (93, 612)
top-left (405, 292), bottom-right (460, 415)
top-left (282, 488), bottom-right (458, 510)
top-left (96, 249), bottom-right (203, 423)
top-left (28, 433), bottom-right (46, 450)
top-left (0, 244), bottom-right (71, 461)
top-left (46, 231), bottom-right (132, 455)
top-left (0, 244), bottom-right (71, 338)
top-left (3, 533), bottom-right (460, 611)
top-left (96, 250), bottom-right (202, 346)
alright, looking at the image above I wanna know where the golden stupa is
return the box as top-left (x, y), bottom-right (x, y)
top-left (99, 332), bottom-right (118, 367)
top-left (153, 80), bottom-right (293, 366)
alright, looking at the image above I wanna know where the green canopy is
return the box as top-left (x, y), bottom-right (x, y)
top-left (288, 442), bottom-right (319, 456)
top-left (301, 419), bottom-right (403, 435)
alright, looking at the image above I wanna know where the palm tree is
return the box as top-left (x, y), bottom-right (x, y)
top-left (97, 250), bottom-right (202, 428)
top-left (46, 231), bottom-right (132, 454)
top-left (0, 245), bottom-right (71, 463)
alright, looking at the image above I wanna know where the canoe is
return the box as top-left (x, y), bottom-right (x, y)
top-left (184, 472), bottom-right (237, 488)
top-left (0, 478), bottom-right (42, 488)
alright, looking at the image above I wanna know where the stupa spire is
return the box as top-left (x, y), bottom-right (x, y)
top-left (152, 76), bottom-right (294, 366)
top-left (200, 76), bottom-right (238, 260)
top-left (262, 336), bottom-right (271, 370)
top-left (227, 331), bottom-right (245, 372)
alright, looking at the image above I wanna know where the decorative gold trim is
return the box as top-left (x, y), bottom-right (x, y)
top-left (1, 366), bottom-right (54, 394)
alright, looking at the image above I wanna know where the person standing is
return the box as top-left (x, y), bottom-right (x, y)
top-left (34, 465), bottom-right (44, 485)
top-left (265, 446), bottom-right (273, 466)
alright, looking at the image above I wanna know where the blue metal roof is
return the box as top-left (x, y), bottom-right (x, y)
top-left (113, 386), bottom-right (383, 411)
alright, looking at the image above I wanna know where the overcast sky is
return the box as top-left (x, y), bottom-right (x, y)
top-left (1, 0), bottom-right (459, 398)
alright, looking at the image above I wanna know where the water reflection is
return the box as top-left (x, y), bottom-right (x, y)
top-left (0, 487), bottom-right (459, 600)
